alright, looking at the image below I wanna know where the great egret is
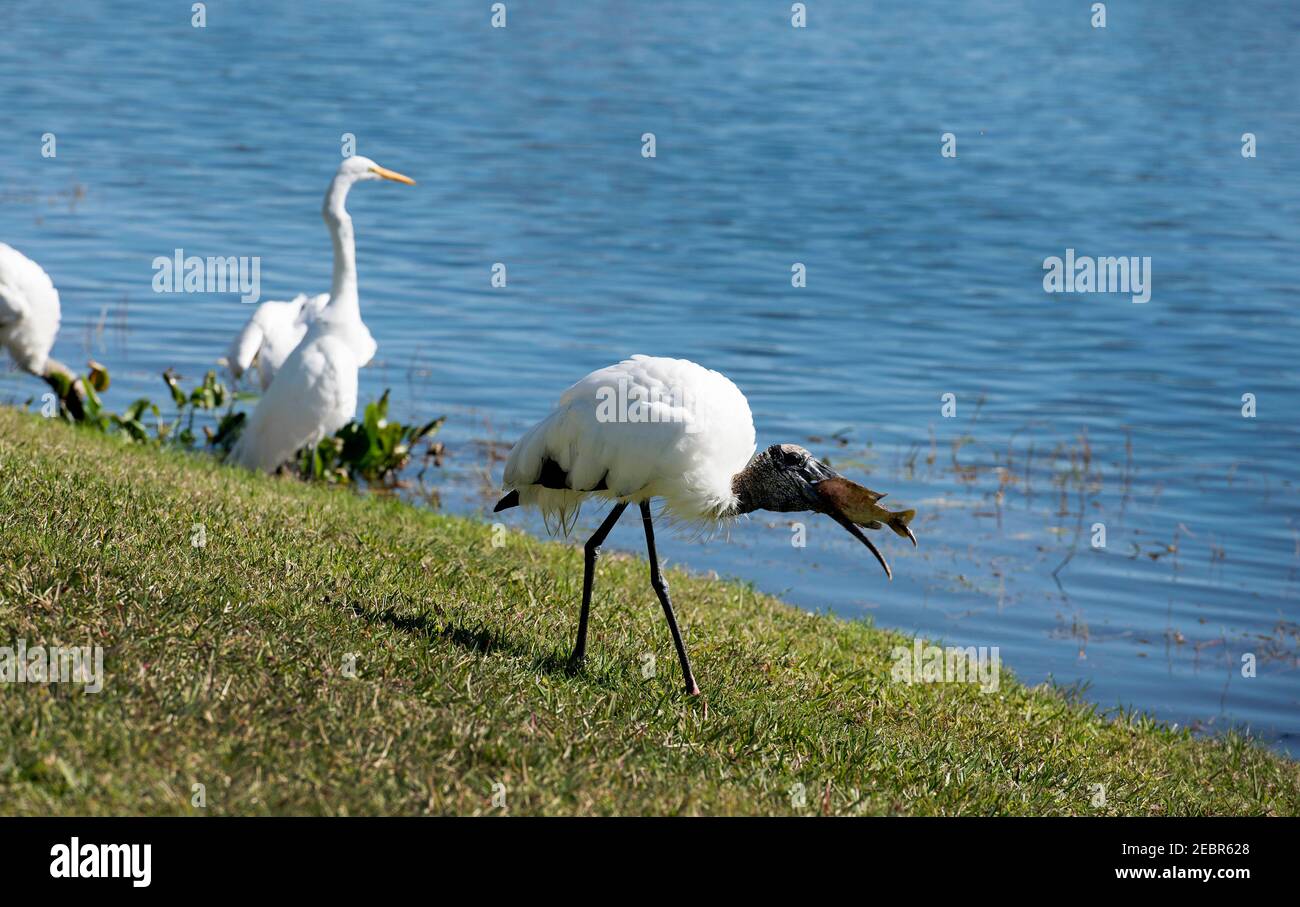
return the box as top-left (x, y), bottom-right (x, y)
top-left (230, 156), bottom-right (414, 471)
top-left (0, 242), bottom-right (85, 419)
top-left (225, 292), bottom-right (327, 391)
top-left (494, 355), bottom-right (916, 694)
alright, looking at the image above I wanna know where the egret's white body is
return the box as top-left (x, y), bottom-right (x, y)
top-left (230, 156), bottom-right (412, 472)
top-left (0, 242), bottom-right (61, 376)
top-left (496, 354), bottom-right (916, 694)
top-left (504, 356), bottom-right (756, 529)
top-left (232, 333), bottom-right (361, 471)
top-left (225, 292), bottom-right (329, 391)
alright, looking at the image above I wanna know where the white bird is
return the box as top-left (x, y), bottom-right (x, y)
top-left (230, 156), bottom-right (413, 471)
top-left (225, 292), bottom-right (328, 391)
top-left (494, 355), bottom-right (916, 694)
top-left (0, 242), bottom-right (84, 419)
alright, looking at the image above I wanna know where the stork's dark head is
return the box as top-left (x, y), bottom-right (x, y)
top-left (732, 444), bottom-right (916, 579)
top-left (732, 444), bottom-right (833, 514)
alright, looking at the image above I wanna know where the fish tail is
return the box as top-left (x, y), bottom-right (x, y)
top-left (888, 509), bottom-right (917, 545)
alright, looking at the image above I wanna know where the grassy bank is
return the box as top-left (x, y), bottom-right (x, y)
top-left (1, 407), bottom-right (1296, 816)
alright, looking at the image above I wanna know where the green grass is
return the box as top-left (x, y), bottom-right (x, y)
top-left (1, 407), bottom-right (1296, 816)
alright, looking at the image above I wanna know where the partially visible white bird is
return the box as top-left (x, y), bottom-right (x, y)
top-left (231, 156), bottom-right (413, 471)
top-left (224, 292), bottom-right (328, 391)
top-left (0, 242), bottom-right (84, 419)
top-left (494, 355), bottom-right (917, 694)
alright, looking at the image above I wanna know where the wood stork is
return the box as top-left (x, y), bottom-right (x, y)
top-left (224, 292), bottom-right (327, 391)
top-left (494, 355), bottom-right (916, 694)
top-left (0, 242), bottom-right (85, 419)
top-left (230, 156), bottom-right (413, 471)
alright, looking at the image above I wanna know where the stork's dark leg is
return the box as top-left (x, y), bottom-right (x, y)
top-left (640, 501), bottom-right (700, 695)
top-left (568, 502), bottom-right (628, 672)
top-left (41, 360), bottom-right (85, 422)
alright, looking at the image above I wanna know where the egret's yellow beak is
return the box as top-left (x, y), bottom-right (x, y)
top-left (369, 165), bottom-right (416, 185)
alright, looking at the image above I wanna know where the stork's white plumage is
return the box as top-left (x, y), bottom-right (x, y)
top-left (230, 156), bottom-right (411, 472)
top-left (0, 242), bottom-right (60, 375)
top-left (496, 355), bottom-right (917, 694)
top-left (0, 242), bottom-right (84, 418)
top-left (503, 356), bottom-right (756, 530)
top-left (225, 292), bottom-right (328, 391)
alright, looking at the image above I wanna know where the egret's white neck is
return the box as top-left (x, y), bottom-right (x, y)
top-left (322, 174), bottom-right (360, 323)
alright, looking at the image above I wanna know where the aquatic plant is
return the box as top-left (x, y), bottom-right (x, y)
top-left (296, 390), bottom-right (444, 487)
top-left (161, 367), bottom-right (248, 451)
top-left (35, 362), bottom-right (442, 489)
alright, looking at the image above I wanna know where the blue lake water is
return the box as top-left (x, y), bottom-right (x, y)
top-left (2, 1), bottom-right (1297, 751)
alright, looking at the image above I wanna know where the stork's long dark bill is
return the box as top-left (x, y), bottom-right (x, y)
top-left (826, 507), bottom-right (893, 579)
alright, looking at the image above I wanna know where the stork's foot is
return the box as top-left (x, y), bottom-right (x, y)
top-left (565, 652), bottom-right (586, 675)
top-left (685, 681), bottom-right (701, 697)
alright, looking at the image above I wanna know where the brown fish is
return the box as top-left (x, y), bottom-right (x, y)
top-left (815, 476), bottom-right (917, 545)
top-left (812, 475), bottom-right (917, 579)
top-left (729, 443), bottom-right (917, 580)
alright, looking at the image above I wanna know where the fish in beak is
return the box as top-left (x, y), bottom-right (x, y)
top-left (740, 444), bottom-right (917, 580)
top-left (814, 475), bottom-right (916, 580)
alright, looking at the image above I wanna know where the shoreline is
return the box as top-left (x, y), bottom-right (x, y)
top-left (1, 406), bottom-right (1296, 815)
